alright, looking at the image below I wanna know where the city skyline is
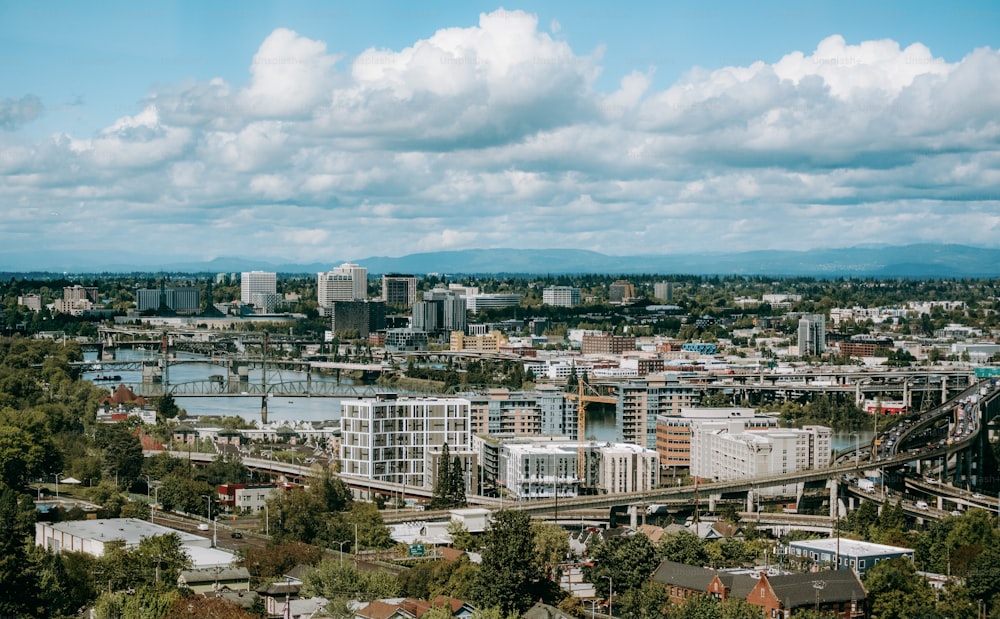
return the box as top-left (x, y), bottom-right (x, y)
top-left (2, 1), bottom-right (999, 271)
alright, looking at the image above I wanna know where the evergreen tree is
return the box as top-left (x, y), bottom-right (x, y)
top-left (450, 456), bottom-right (467, 508)
top-left (471, 510), bottom-right (542, 614)
top-left (431, 443), bottom-right (453, 509)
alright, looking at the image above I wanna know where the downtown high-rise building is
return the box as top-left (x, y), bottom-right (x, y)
top-left (240, 271), bottom-right (276, 305)
top-left (381, 274), bottom-right (417, 307)
top-left (318, 263), bottom-right (367, 308)
top-left (798, 314), bottom-right (826, 356)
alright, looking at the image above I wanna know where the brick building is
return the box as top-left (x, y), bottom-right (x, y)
top-left (651, 560), bottom-right (866, 619)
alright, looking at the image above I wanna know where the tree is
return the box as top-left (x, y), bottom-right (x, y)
top-left (667, 594), bottom-right (722, 619)
top-left (532, 521), bottom-right (569, 581)
top-left (95, 423), bottom-right (143, 487)
top-left (0, 484), bottom-right (36, 619)
top-left (156, 393), bottom-right (180, 421)
top-left (238, 541), bottom-right (323, 585)
top-left (162, 594), bottom-right (256, 618)
top-left (0, 408), bottom-right (61, 489)
top-left (448, 520), bottom-right (478, 552)
top-left (431, 443), bottom-right (453, 509)
top-left (587, 533), bottom-right (660, 596)
top-left (471, 510), bottom-right (542, 614)
top-left (133, 533), bottom-right (192, 585)
top-left (660, 529), bottom-right (708, 566)
top-left (301, 560), bottom-right (400, 602)
top-left (864, 557), bottom-right (938, 619)
top-left (450, 456), bottom-right (467, 508)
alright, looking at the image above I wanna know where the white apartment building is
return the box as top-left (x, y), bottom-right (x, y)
top-left (498, 438), bottom-right (659, 498)
top-left (690, 422), bottom-right (831, 493)
top-left (240, 271), bottom-right (276, 305)
top-left (542, 286), bottom-right (581, 308)
top-left (340, 395), bottom-right (471, 489)
top-left (318, 263), bottom-right (367, 307)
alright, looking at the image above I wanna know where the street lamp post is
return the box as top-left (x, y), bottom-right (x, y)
top-left (850, 432), bottom-right (859, 468)
top-left (264, 504), bottom-right (269, 536)
top-left (585, 600), bottom-right (598, 619)
top-left (202, 494), bottom-right (212, 540)
top-left (151, 485), bottom-right (160, 523)
top-left (603, 575), bottom-right (613, 618)
top-left (54, 472), bottom-right (63, 498)
top-left (336, 541), bottom-right (350, 566)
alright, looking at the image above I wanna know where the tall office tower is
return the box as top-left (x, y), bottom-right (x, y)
top-left (798, 314), bottom-right (826, 356)
top-left (542, 286), bottom-right (581, 307)
top-left (654, 282), bottom-right (674, 301)
top-left (331, 301), bottom-right (386, 337)
top-left (413, 288), bottom-right (467, 333)
top-left (609, 280), bottom-right (635, 303)
top-left (318, 263), bottom-right (368, 307)
top-left (381, 274), bottom-right (417, 307)
top-left (240, 271), bottom-right (276, 305)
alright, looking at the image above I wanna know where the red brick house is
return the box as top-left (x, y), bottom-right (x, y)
top-left (747, 570), bottom-right (866, 619)
top-left (651, 561), bottom-right (867, 618)
top-left (650, 561), bottom-right (756, 605)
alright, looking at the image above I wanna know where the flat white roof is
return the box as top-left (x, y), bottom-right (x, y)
top-left (43, 518), bottom-right (203, 547)
top-left (789, 537), bottom-right (913, 556)
top-left (185, 545), bottom-right (238, 569)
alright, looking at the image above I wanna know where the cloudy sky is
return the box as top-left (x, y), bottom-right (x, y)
top-left (1, 1), bottom-right (999, 270)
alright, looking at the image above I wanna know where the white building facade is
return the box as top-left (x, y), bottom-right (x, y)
top-left (318, 263), bottom-right (368, 307)
top-left (690, 422), bottom-right (831, 490)
top-left (495, 438), bottom-right (659, 499)
top-left (240, 271), bottom-right (276, 305)
top-left (340, 396), bottom-right (471, 489)
top-left (542, 286), bottom-right (581, 308)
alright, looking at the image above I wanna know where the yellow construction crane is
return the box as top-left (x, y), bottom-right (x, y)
top-left (563, 377), bottom-right (617, 486)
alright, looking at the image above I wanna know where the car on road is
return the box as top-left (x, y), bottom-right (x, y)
top-left (973, 493), bottom-right (984, 499)
top-left (231, 531), bottom-right (243, 539)
top-left (916, 500), bottom-right (929, 510)
top-left (197, 523), bottom-right (209, 531)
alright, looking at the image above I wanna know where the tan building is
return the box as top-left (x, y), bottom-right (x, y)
top-left (450, 330), bottom-right (508, 353)
top-left (469, 390), bottom-right (542, 436)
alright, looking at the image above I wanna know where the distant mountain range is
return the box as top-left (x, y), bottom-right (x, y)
top-left (4, 244), bottom-right (1000, 277)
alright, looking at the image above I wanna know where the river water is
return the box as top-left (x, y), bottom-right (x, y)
top-left (83, 350), bottom-right (622, 440)
top-left (82, 351), bottom-right (860, 446)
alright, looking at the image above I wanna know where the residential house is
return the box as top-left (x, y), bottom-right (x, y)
top-left (177, 567), bottom-right (251, 594)
top-left (356, 596), bottom-right (475, 619)
top-left (651, 560), bottom-right (866, 619)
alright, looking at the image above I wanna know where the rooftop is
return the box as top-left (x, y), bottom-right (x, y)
top-left (788, 537), bottom-right (913, 556)
top-left (43, 518), bottom-right (203, 547)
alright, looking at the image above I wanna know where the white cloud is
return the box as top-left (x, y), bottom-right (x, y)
top-left (1, 13), bottom-right (999, 267)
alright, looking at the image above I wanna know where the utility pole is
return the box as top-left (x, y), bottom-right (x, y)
top-left (261, 333), bottom-right (269, 424)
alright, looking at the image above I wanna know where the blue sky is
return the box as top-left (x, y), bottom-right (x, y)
top-left (1, 0), bottom-right (998, 270)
